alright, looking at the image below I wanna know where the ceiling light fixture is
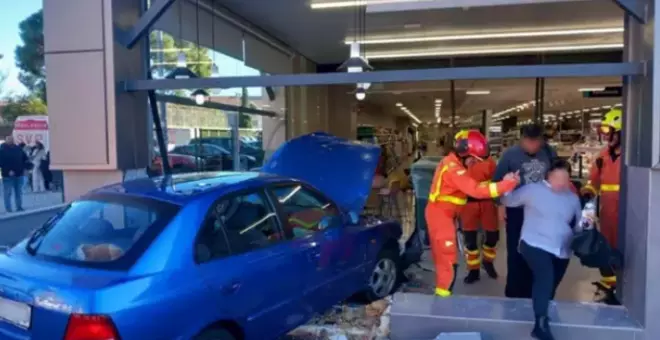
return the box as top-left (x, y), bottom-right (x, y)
top-left (578, 87), bottom-right (606, 92)
top-left (493, 100), bottom-right (536, 118)
top-left (310, 0), bottom-right (429, 10)
top-left (396, 102), bottom-right (403, 107)
top-left (356, 88), bottom-right (366, 101)
top-left (346, 27), bottom-right (624, 45)
top-left (466, 90), bottom-right (491, 95)
top-left (400, 106), bottom-right (421, 124)
top-left (367, 43), bottom-right (624, 60)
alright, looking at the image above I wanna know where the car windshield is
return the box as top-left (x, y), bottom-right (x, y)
top-left (24, 193), bottom-right (179, 268)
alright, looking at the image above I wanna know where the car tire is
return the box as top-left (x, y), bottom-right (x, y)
top-left (194, 327), bottom-right (237, 340)
top-left (362, 247), bottom-right (401, 302)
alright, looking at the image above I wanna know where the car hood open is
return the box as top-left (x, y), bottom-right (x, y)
top-left (262, 132), bottom-right (381, 214)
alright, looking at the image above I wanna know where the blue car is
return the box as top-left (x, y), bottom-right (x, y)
top-left (0, 133), bottom-right (421, 340)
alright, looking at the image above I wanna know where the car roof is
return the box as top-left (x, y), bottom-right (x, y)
top-left (89, 172), bottom-right (292, 204)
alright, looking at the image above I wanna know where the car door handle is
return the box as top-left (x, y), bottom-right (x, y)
top-left (221, 281), bottom-right (241, 295)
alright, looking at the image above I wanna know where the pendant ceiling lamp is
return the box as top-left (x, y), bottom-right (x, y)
top-left (337, 0), bottom-right (373, 100)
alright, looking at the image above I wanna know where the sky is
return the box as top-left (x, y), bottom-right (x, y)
top-left (0, 0), bottom-right (262, 98)
top-left (0, 0), bottom-right (42, 97)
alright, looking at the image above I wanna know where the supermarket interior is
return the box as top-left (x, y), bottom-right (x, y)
top-left (43, 0), bottom-right (659, 338)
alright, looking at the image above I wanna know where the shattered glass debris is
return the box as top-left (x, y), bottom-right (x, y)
top-left (286, 298), bottom-right (392, 340)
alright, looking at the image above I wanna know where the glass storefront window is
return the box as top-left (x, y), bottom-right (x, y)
top-left (147, 30), bottom-right (286, 176)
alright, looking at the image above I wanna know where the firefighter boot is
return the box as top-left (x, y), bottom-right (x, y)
top-left (482, 261), bottom-right (499, 279)
top-left (592, 282), bottom-right (621, 306)
top-left (482, 231), bottom-right (500, 279)
top-left (463, 269), bottom-right (480, 284)
top-left (531, 316), bottom-right (555, 340)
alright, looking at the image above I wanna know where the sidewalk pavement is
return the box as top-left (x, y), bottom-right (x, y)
top-left (0, 191), bottom-right (64, 216)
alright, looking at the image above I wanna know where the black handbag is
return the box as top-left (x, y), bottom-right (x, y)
top-left (571, 227), bottom-right (622, 269)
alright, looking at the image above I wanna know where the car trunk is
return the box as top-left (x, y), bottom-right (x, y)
top-left (0, 252), bottom-right (126, 339)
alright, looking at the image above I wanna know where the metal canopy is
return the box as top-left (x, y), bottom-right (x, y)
top-left (116, 0), bottom-right (178, 49)
top-left (122, 63), bottom-right (643, 92)
top-left (612, 0), bottom-right (647, 23)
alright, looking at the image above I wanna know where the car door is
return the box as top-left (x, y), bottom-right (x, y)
top-left (194, 189), bottom-right (309, 339)
top-left (269, 183), bottom-right (362, 313)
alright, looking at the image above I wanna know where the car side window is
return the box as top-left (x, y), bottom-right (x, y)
top-left (272, 185), bottom-right (341, 240)
top-left (174, 145), bottom-right (193, 155)
top-left (204, 145), bottom-right (224, 156)
top-left (195, 191), bottom-right (281, 263)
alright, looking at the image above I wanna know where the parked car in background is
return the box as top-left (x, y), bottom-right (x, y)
top-left (190, 137), bottom-right (264, 165)
top-left (178, 143), bottom-right (257, 170)
top-left (148, 152), bottom-right (200, 176)
top-left (0, 133), bottom-right (419, 340)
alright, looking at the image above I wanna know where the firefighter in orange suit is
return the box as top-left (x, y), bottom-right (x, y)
top-left (580, 107), bottom-right (622, 305)
top-left (454, 130), bottom-right (500, 284)
top-left (425, 130), bottom-right (520, 297)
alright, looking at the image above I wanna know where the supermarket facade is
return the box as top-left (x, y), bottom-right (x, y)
top-left (44, 0), bottom-right (659, 338)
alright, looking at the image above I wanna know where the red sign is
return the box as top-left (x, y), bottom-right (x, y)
top-left (14, 119), bottom-right (48, 130)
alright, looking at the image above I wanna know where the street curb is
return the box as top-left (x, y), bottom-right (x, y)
top-left (0, 204), bottom-right (67, 222)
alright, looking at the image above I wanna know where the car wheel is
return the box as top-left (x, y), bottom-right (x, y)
top-left (364, 247), bottom-right (400, 301)
top-left (194, 328), bottom-right (237, 340)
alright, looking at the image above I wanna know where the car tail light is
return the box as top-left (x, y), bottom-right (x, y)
top-left (64, 314), bottom-right (119, 340)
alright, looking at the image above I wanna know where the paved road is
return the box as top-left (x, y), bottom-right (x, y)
top-left (0, 209), bottom-right (61, 246)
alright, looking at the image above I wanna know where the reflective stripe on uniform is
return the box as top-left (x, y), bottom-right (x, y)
top-left (601, 276), bottom-right (617, 283)
top-left (482, 245), bottom-right (496, 260)
top-left (429, 163), bottom-right (467, 205)
top-left (601, 184), bottom-right (620, 192)
top-left (488, 182), bottom-right (498, 198)
top-left (437, 195), bottom-right (467, 205)
top-left (600, 276), bottom-right (617, 289)
top-left (466, 258), bottom-right (481, 267)
top-left (465, 247), bottom-right (481, 270)
top-left (465, 249), bottom-right (479, 256)
top-left (428, 165), bottom-right (451, 202)
top-left (435, 287), bottom-right (452, 297)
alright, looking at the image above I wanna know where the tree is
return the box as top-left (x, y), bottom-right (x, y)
top-left (149, 31), bottom-right (212, 78)
top-left (239, 103), bottom-right (256, 128)
top-left (15, 10), bottom-right (46, 102)
top-left (1, 95), bottom-right (47, 123)
top-left (0, 71), bottom-right (7, 99)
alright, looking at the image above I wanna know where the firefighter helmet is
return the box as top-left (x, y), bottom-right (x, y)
top-left (600, 108), bottom-right (622, 134)
top-left (454, 129), bottom-right (489, 159)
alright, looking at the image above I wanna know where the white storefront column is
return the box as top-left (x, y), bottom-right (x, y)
top-left (44, 0), bottom-right (149, 200)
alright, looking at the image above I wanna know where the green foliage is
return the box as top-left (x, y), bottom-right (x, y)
top-left (1, 95), bottom-right (47, 122)
top-left (0, 71), bottom-right (7, 98)
top-left (239, 112), bottom-right (252, 128)
top-left (239, 103), bottom-right (257, 128)
top-left (149, 31), bottom-right (212, 78)
top-left (14, 10), bottom-right (46, 102)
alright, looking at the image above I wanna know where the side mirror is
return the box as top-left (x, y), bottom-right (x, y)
top-left (348, 211), bottom-right (360, 225)
top-left (318, 215), bottom-right (343, 230)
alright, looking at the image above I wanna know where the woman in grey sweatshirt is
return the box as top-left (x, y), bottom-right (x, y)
top-left (501, 159), bottom-right (582, 340)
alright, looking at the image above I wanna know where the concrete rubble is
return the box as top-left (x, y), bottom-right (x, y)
top-left (286, 297), bottom-right (392, 340)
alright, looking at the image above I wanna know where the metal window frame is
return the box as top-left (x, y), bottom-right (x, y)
top-left (613, 0), bottom-right (648, 23)
top-left (116, 0), bottom-right (178, 49)
top-left (121, 63), bottom-right (643, 91)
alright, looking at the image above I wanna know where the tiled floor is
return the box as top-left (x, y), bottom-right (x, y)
top-left (408, 228), bottom-right (602, 303)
